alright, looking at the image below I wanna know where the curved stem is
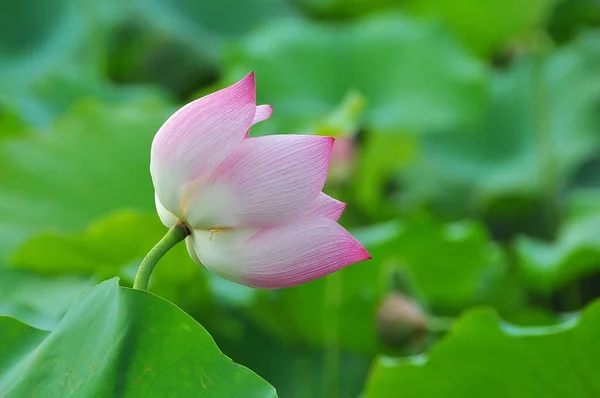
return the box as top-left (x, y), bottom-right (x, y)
top-left (133, 220), bottom-right (191, 290)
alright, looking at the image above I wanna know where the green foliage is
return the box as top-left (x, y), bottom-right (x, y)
top-left (138, 0), bottom-right (297, 43)
top-left (354, 132), bottom-right (417, 215)
top-left (548, 0), bottom-right (600, 42)
top-left (401, 32), bottom-right (600, 215)
top-left (250, 261), bottom-right (385, 353)
top-left (0, 109), bottom-right (27, 141)
top-left (405, 0), bottom-right (560, 56)
top-left (107, 0), bottom-right (298, 97)
top-left (0, 0), bottom-right (140, 126)
top-left (0, 279), bottom-right (276, 397)
top-left (227, 13), bottom-right (487, 135)
top-left (516, 189), bottom-right (600, 292)
top-left (364, 299), bottom-right (600, 398)
top-left (2, 0), bottom-right (600, 396)
top-left (295, 0), bottom-right (401, 18)
top-left (11, 212), bottom-right (212, 316)
top-left (245, 222), bottom-right (397, 354)
top-left (0, 268), bottom-right (92, 330)
top-left (0, 99), bottom-right (171, 261)
top-left (247, 216), bottom-right (510, 353)
top-left (373, 216), bottom-right (509, 313)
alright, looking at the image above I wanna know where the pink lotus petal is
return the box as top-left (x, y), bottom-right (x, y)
top-left (298, 192), bottom-right (346, 221)
top-left (185, 135), bottom-right (334, 228)
top-left (244, 104), bottom-right (274, 138)
top-left (189, 218), bottom-right (370, 289)
top-left (180, 177), bottom-right (240, 229)
top-left (252, 105), bottom-right (273, 126)
top-left (155, 194), bottom-right (178, 227)
top-left (151, 72), bottom-right (257, 215)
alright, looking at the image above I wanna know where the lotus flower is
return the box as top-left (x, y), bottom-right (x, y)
top-left (150, 72), bottom-right (370, 288)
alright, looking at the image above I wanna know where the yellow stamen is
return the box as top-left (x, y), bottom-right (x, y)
top-left (209, 228), bottom-right (221, 241)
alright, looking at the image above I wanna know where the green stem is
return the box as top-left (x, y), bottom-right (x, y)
top-left (531, 50), bottom-right (561, 237)
top-left (323, 272), bottom-right (341, 398)
top-left (427, 316), bottom-right (456, 333)
top-left (133, 220), bottom-right (190, 290)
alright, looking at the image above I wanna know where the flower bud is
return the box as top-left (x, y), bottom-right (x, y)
top-left (376, 293), bottom-right (427, 349)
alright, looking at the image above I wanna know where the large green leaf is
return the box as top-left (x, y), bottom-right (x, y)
top-left (226, 13), bottom-right (487, 135)
top-left (363, 299), bottom-right (600, 398)
top-left (0, 98), bottom-right (173, 261)
top-left (216, 316), bottom-right (373, 398)
top-left (405, 0), bottom-right (560, 56)
top-left (0, 278), bottom-right (276, 397)
top-left (0, 268), bottom-right (92, 330)
top-left (516, 189), bottom-right (600, 292)
top-left (369, 216), bottom-right (509, 313)
top-left (10, 212), bottom-right (212, 317)
top-left (384, 217), bottom-right (507, 313)
top-left (401, 32), bottom-right (600, 215)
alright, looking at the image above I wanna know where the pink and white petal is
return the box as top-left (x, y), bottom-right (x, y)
top-left (244, 104), bottom-right (274, 138)
top-left (181, 177), bottom-right (240, 229)
top-left (185, 235), bottom-right (202, 264)
top-left (186, 135), bottom-right (334, 228)
top-left (189, 228), bottom-right (255, 282)
top-left (155, 194), bottom-right (178, 227)
top-left (252, 105), bottom-right (273, 126)
top-left (191, 218), bottom-right (370, 289)
top-left (151, 72), bottom-right (257, 214)
top-left (298, 192), bottom-right (346, 221)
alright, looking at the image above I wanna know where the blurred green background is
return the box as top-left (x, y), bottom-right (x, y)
top-left (1, 0), bottom-right (600, 397)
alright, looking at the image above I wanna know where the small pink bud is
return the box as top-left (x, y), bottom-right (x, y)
top-left (328, 136), bottom-right (356, 185)
top-left (377, 293), bottom-right (427, 349)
